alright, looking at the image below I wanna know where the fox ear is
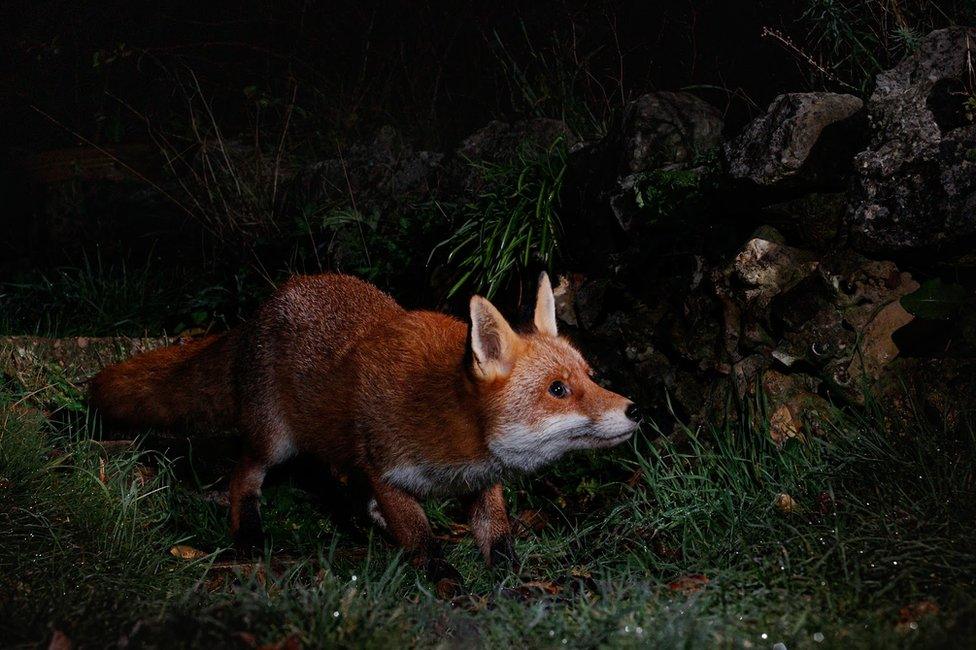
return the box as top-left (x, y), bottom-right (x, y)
top-left (469, 295), bottom-right (518, 380)
top-left (533, 272), bottom-right (558, 336)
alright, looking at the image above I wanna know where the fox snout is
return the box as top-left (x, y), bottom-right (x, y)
top-left (590, 399), bottom-right (642, 443)
top-left (489, 393), bottom-right (640, 472)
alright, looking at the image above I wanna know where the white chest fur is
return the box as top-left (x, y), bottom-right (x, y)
top-left (382, 459), bottom-right (504, 496)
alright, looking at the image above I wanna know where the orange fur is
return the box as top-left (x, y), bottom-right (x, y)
top-left (89, 272), bottom-right (638, 582)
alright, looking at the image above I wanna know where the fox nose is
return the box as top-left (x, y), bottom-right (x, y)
top-left (625, 403), bottom-right (642, 422)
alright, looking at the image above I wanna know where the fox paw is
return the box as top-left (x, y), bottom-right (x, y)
top-left (233, 526), bottom-right (266, 555)
top-left (489, 535), bottom-right (520, 572)
top-left (426, 558), bottom-right (465, 598)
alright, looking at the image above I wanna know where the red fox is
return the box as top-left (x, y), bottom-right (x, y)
top-left (90, 272), bottom-right (640, 589)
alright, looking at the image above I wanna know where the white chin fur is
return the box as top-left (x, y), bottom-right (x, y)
top-left (489, 412), bottom-right (636, 473)
top-left (594, 411), bottom-right (639, 438)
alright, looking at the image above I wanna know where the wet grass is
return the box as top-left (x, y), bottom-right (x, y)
top-left (2, 375), bottom-right (975, 648)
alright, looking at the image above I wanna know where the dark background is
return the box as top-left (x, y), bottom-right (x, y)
top-left (1, 0), bottom-right (973, 321)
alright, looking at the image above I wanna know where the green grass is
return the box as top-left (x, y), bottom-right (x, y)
top-left (0, 254), bottom-right (277, 338)
top-left (2, 373), bottom-right (975, 648)
top-left (431, 137), bottom-right (569, 299)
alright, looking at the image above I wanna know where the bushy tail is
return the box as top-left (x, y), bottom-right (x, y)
top-left (89, 331), bottom-right (240, 432)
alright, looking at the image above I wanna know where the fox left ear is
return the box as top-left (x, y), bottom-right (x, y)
top-left (469, 295), bottom-right (519, 380)
top-left (534, 272), bottom-right (558, 336)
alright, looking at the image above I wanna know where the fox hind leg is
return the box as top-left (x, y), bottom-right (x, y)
top-left (229, 454), bottom-right (268, 551)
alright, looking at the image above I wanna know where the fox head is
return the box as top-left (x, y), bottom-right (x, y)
top-left (469, 273), bottom-right (641, 472)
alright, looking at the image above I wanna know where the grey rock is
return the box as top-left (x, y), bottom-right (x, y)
top-left (458, 119), bottom-right (578, 162)
top-left (298, 126), bottom-right (444, 212)
top-left (725, 92), bottom-right (863, 185)
top-left (848, 27), bottom-right (976, 253)
top-left (762, 192), bottom-right (847, 249)
top-left (620, 91), bottom-right (724, 173)
top-left (731, 236), bottom-right (820, 308)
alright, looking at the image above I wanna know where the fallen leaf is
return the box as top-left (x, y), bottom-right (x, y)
top-left (895, 600), bottom-right (939, 634)
top-left (668, 574), bottom-right (709, 595)
top-left (769, 404), bottom-right (804, 446)
top-left (169, 545), bottom-right (208, 560)
top-left (258, 634), bottom-right (302, 650)
top-left (514, 509), bottom-right (549, 537)
top-left (652, 537), bottom-right (681, 561)
top-left (570, 566), bottom-right (592, 579)
top-left (435, 577), bottom-right (464, 600)
top-left (519, 580), bottom-right (561, 595)
top-left (133, 465), bottom-right (156, 486)
top-left (98, 458), bottom-right (107, 484)
top-left (775, 493), bottom-right (798, 513)
top-left (450, 593), bottom-right (488, 612)
top-left (231, 631), bottom-right (258, 647)
top-left (498, 579), bottom-right (563, 602)
top-left (847, 301), bottom-right (914, 381)
top-left (48, 629), bottom-right (72, 650)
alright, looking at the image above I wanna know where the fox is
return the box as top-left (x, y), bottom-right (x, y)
top-left (89, 272), bottom-right (641, 590)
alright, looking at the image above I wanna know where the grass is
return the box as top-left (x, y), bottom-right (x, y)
top-left (2, 369), bottom-right (975, 648)
top-left (0, 254), bottom-right (276, 338)
top-left (431, 136), bottom-right (569, 299)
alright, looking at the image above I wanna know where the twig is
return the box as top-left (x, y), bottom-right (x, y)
top-left (272, 83), bottom-right (298, 207)
top-left (335, 144), bottom-right (371, 269)
top-left (28, 104), bottom-right (197, 220)
top-left (761, 26), bottom-right (858, 92)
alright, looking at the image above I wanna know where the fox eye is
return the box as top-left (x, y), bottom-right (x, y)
top-left (548, 380), bottom-right (569, 398)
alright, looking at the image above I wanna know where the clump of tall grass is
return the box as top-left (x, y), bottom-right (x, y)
top-left (431, 136), bottom-right (569, 299)
top-left (776, 0), bottom-right (964, 93)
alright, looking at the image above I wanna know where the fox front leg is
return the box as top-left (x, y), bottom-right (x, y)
top-left (467, 483), bottom-right (518, 570)
top-left (368, 477), bottom-right (464, 596)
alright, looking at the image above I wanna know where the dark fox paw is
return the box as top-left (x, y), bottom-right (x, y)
top-left (232, 526), bottom-right (266, 556)
top-left (426, 557), bottom-right (465, 598)
top-left (489, 535), bottom-right (520, 572)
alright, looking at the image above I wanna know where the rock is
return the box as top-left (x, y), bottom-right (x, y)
top-left (575, 279), bottom-right (610, 329)
top-left (725, 92), bottom-right (864, 186)
top-left (769, 251), bottom-right (918, 399)
top-left (848, 27), bottom-right (976, 253)
top-left (552, 274), bottom-right (582, 327)
top-left (458, 119), bottom-right (578, 163)
top-left (760, 369), bottom-right (830, 442)
top-left (762, 192), bottom-right (847, 249)
top-left (299, 126), bottom-right (444, 212)
top-left (731, 236), bottom-right (820, 308)
top-left (620, 91), bottom-right (724, 173)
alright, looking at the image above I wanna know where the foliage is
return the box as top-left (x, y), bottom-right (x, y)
top-left (2, 373), bottom-right (976, 646)
top-left (901, 278), bottom-right (972, 321)
top-left (626, 149), bottom-right (721, 226)
top-left (491, 20), bottom-right (614, 139)
top-left (296, 204), bottom-right (447, 292)
top-left (431, 137), bottom-right (569, 299)
top-left (794, 0), bottom-right (967, 92)
top-left (0, 255), bottom-right (258, 337)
